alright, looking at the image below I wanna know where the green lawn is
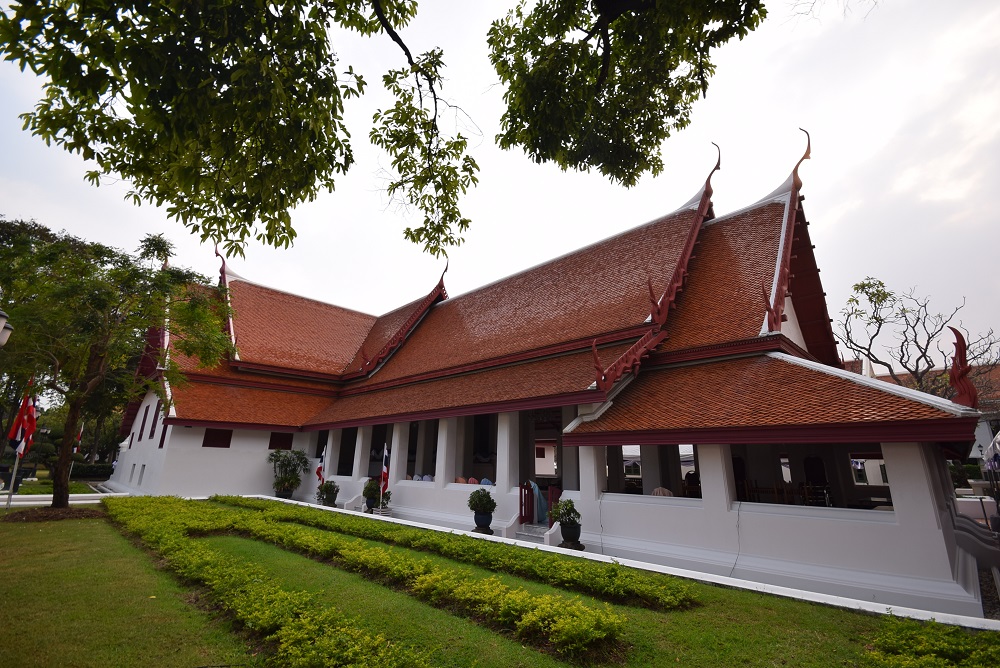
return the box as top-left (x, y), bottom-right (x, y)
top-left (0, 515), bottom-right (259, 668)
top-left (3, 500), bottom-right (999, 668)
top-left (202, 531), bottom-right (875, 667)
top-left (13, 479), bottom-right (94, 495)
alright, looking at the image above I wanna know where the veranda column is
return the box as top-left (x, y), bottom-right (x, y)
top-left (639, 444), bottom-right (664, 494)
top-left (578, 446), bottom-right (607, 503)
top-left (352, 426), bottom-right (372, 480)
top-left (414, 421), bottom-right (429, 478)
top-left (697, 443), bottom-right (737, 513)
top-left (435, 417), bottom-right (461, 489)
top-left (606, 446), bottom-right (626, 493)
top-left (560, 406), bottom-right (580, 491)
top-left (324, 428), bottom-right (341, 470)
top-left (389, 421), bottom-right (408, 486)
top-left (496, 411), bottom-right (520, 493)
top-left (880, 441), bottom-right (954, 573)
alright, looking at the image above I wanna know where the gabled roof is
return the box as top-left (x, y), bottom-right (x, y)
top-left (564, 352), bottom-right (979, 451)
top-left (305, 342), bottom-right (633, 429)
top-left (227, 279), bottom-right (377, 377)
top-left (351, 203), bottom-right (708, 388)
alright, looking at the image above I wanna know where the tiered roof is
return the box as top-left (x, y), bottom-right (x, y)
top-left (155, 149), bottom-right (978, 449)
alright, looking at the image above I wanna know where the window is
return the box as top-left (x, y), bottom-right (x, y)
top-left (138, 464), bottom-right (146, 486)
top-left (202, 428), bottom-right (233, 448)
top-left (138, 405), bottom-right (149, 441)
top-left (268, 432), bottom-right (293, 451)
top-left (314, 430), bottom-right (329, 458)
top-left (149, 400), bottom-right (161, 439)
top-left (158, 424), bottom-right (168, 449)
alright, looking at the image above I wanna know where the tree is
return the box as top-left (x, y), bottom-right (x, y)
top-left (0, 218), bottom-right (233, 507)
top-left (837, 277), bottom-right (999, 403)
top-left (0, 0), bottom-right (765, 257)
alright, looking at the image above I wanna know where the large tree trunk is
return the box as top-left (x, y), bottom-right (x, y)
top-left (51, 398), bottom-right (84, 508)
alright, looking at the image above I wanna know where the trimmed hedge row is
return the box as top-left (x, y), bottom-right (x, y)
top-left (104, 497), bottom-right (429, 667)
top-left (238, 515), bottom-right (626, 656)
top-left (862, 617), bottom-right (1000, 667)
top-left (106, 496), bottom-right (626, 659)
top-left (213, 495), bottom-right (696, 611)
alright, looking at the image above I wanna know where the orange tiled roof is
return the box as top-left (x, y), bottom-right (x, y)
top-left (657, 201), bottom-right (785, 352)
top-left (353, 207), bottom-right (703, 385)
top-left (567, 353), bottom-right (973, 441)
top-left (170, 380), bottom-right (334, 429)
top-left (228, 279), bottom-right (376, 376)
top-left (305, 343), bottom-right (633, 427)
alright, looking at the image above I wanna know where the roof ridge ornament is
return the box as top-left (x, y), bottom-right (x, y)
top-left (948, 326), bottom-right (978, 408)
top-left (214, 244), bottom-right (228, 287)
top-left (755, 129), bottom-right (812, 203)
top-left (679, 143), bottom-right (721, 214)
top-left (792, 128), bottom-right (811, 192)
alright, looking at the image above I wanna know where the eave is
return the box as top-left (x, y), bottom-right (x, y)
top-left (562, 417), bottom-right (981, 449)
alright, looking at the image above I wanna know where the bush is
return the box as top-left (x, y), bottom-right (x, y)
top-left (467, 488), bottom-right (497, 513)
top-left (267, 449), bottom-right (309, 494)
top-left (213, 495), bottom-right (697, 611)
top-left (70, 464), bottom-right (114, 480)
top-left (315, 480), bottom-right (339, 506)
top-left (549, 499), bottom-right (581, 525)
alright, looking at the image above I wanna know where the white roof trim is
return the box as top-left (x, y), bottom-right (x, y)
top-left (766, 352), bottom-right (980, 418)
top-left (759, 192), bottom-right (794, 337)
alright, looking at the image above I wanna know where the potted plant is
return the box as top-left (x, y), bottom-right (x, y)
top-left (315, 479), bottom-right (340, 507)
top-left (549, 498), bottom-right (584, 550)
top-left (362, 478), bottom-right (391, 510)
top-left (267, 449), bottom-right (310, 499)
top-left (468, 487), bottom-right (497, 535)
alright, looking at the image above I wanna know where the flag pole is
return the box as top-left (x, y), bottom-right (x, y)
top-left (5, 450), bottom-right (22, 510)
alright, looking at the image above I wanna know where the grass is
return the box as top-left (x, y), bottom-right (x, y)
top-left (0, 515), bottom-right (259, 668)
top-left (3, 499), bottom-right (999, 667)
top-left (202, 534), bottom-right (567, 667)
top-left (13, 479), bottom-right (94, 495)
top-left (202, 530), bottom-right (876, 667)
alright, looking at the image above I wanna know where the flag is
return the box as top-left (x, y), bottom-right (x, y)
top-left (7, 391), bottom-right (38, 459)
top-left (380, 443), bottom-right (390, 495)
top-left (315, 465), bottom-right (324, 484)
top-left (73, 425), bottom-right (83, 454)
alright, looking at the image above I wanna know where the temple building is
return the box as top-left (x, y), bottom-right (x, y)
top-left (109, 145), bottom-right (997, 617)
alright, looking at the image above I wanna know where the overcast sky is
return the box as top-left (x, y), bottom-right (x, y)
top-left (1, 0), bottom-right (997, 360)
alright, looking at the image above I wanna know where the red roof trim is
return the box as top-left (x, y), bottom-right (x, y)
top-left (563, 417), bottom-right (979, 447)
top-left (230, 359), bottom-right (346, 381)
top-left (341, 273), bottom-right (449, 380)
top-left (182, 373), bottom-right (338, 398)
top-left (305, 389), bottom-right (605, 431)
top-left (644, 334), bottom-right (817, 368)
top-left (594, 161), bottom-right (717, 392)
top-left (163, 417), bottom-right (298, 432)
top-left (338, 325), bottom-right (651, 397)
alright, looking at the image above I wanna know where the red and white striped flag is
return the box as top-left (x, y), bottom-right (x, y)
top-left (7, 389), bottom-right (38, 459)
top-left (380, 443), bottom-right (390, 495)
top-left (73, 425), bottom-right (83, 454)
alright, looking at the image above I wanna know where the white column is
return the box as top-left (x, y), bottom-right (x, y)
top-left (496, 411), bottom-right (520, 493)
top-left (352, 426), bottom-right (372, 480)
top-left (640, 444), bottom-right (663, 494)
top-left (560, 405), bottom-right (579, 491)
top-left (389, 421), bottom-right (408, 486)
top-left (578, 446), bottom-right (607, 503)
top-left (698, 443), bottom-right (737, 513)
top-left (435, 417), bottom-right (460, 489)
top-left (324, 428), bottom-right (341, 471)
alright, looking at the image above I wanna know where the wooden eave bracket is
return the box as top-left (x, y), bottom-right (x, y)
top-left (592, 148), bottom-right (719, 392)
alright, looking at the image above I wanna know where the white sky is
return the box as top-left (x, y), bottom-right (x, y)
top-left (1, 0), bottom-right (997, 355)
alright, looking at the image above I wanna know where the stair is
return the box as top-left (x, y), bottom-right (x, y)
top-left (515, 523), bottom-right (548, 544)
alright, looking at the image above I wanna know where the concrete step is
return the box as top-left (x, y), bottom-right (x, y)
top-left (515, 523), bottom-right (549, 544)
